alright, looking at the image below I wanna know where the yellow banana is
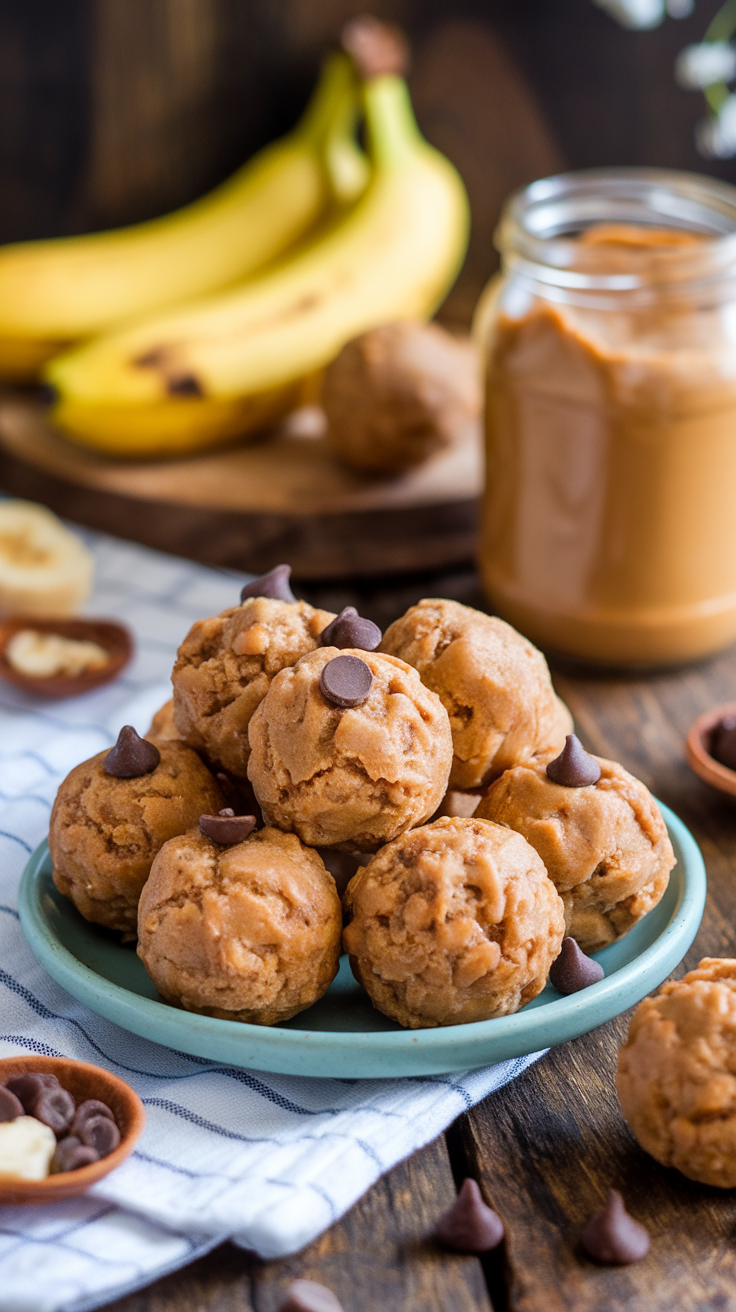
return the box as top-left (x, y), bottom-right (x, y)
top-left (0, 52), bottom-right (365, 380)
top-left (45, 59), bottom-right (469, 458)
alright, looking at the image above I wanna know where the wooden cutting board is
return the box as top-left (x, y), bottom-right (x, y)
top-left (0, 393), bottom-right (482, 580)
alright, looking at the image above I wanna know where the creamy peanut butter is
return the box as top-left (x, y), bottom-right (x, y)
top-left (480, 221), bottom-right (736, 664)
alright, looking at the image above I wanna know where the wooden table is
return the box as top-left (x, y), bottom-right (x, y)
top-left (78, 567), bottom-right (736, 1310)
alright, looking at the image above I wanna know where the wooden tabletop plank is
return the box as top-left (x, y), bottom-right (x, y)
top-left (249, 1133), bottom-right (492, 1312)
top-left (450, 646), bottom-right (736, 1311)
top-left (106, 1135), bottom-right (492, 1312)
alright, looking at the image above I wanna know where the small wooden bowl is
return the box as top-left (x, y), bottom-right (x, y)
top-left (0, 617), bottom-right (133, 698)
top-left (0, 1055), bottom-right (145, 1204)
top-left (686, 701), bottom-right (736, 800)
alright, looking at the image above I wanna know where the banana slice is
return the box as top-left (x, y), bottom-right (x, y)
top-left (0, 500), bottom-right (94, 617)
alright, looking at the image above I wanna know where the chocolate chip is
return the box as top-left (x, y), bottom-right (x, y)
top-left (319, 655), bottom-right (373, 708)
top-left (167, 373), bottom-right (203, 397)
top-left (71, 1099), bottom-right (116, 1137)
top-left (434, 1178), bottom-right (504, 1253)
top-left (199, 810), bottom-right (257, 845)
top-left (77, 1114), bottom-right (121, 1158)
top-left (0, 1086), bottom-right (23, 1121)
top-left (105, 726), bottom-right (161, 778)
top-left (30, 1085), bottom-right (75, 1137)
top-left (320, 607), bottom-right (382, 652)
top-left (215, 772), bottom-right (263, 825)
top-left (546, 734), bottom-right (601, 787)
top-left (316, 848), bottom-right (367, 897)
top-left (6, 1072), bottom-right (59, 1109)
top-left (581, 1189), bottom-right (650, 1264)
top-left (711, 714), bottom-right (736, 771)
top-left (240, 565), bottom-right (296, 604)
top-left (550, 937), bottom-right (604, 994)
top-left (51, 1137), bottom-right (100, 1174)
top-left (277, 1280), bottom-right (345, 1312)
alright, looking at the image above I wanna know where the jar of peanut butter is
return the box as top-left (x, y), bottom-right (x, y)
top-left (476, 168), bottom-right (736, 666)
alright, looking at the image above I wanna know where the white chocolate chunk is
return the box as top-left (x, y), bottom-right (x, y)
top-left (6, 630), bottom-right (109, 678)
top-left (0, 1115), bottom-right (57, 1180)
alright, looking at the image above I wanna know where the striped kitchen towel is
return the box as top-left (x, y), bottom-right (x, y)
top-left (0, 524), bottom-right (542, 1312)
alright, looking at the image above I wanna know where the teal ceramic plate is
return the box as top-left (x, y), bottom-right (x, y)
top-left (19, 804), bottom-right (705, 1079)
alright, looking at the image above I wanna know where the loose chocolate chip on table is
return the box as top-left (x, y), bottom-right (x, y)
top-left (77, 1114), bottom-right (121, 1158)
top-left (581, 1188), bottom-right (650, 1264)
top-left (199, 810), bottom-right (257, 845)
top-left (320, 655), bottom-right (373, 708)
top-left (6, 1072), bottom-right (59, 1109)
top-left (0, 1086), bottom-right (23, 1122)
top-left (278, 1280), bottom-right (345, 1312)
top-left (240, 564), bottom-right (296, 604)
top-left (550, 937), bottom-right (604, 995)
top-left (434, 1177), bottom-right (504, 1253)
top-left (30, 1085), bottom-right (76, 1137)
top-left (711, 714), bottom-right (736, 771)
top-left (320, 607), bottom-right (382, 652)
top-left (71, 1099), bottom-right (116, 1137)
top-left (51, 1137), bottom-right (100, 1174)
top-left (546, 734), bottom-right (602, 787)
top-left (105, 726), bottom-right (161, 778)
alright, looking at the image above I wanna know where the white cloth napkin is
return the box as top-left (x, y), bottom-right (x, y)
top-left (0, 526), bottom-right (542, 1312)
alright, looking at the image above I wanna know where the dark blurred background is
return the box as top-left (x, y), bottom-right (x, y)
top-left (0, 0), bottom-right (729, 325)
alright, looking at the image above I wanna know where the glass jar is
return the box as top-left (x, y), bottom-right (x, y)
top-left (476, 167), bottom-right (736, 666)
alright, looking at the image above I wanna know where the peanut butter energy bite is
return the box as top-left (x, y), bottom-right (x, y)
top-left (171, 593), bottom-right (335, 781)
top-left (137, 825), bottom-right (342, 1025)
top-left (49, 726), bottom-right (225, 934)
top-left (247, 648), bottom-right (453, 851)
top-left (616, 960), bottom-right (736, 1188)
top-left (146, 698), bottom-right (183, 743)
top-left (343, 816), bottom-right (565, 1028)
top-left (477, 736), bottom-right (675, 954)
top-left (380, 598), bottom-right (572, 789)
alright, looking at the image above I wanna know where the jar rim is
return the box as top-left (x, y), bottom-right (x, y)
top-left (496, 166), bottom-right (736, 293)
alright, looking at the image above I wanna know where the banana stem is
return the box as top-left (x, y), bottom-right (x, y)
top-left (362, 76), bottom-right (424, 171)
top-left (298, 52), bottom-right (359, 144)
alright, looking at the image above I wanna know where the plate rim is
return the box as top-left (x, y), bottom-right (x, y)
top-left (17, 803), bottom-right (706, 1077)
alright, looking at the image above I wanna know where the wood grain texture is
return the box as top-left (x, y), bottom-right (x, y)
top-left (105, 1135), bottom-right (492, 1312)
top-left (0, 395), bottom-right (481, 580)
top-left (451, 645), bottom-right (736, 1312)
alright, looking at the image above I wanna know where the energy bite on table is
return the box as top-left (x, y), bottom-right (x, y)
top-left (172, 594), bottom-right (335, 780)
top-left (380, 598), bottom-right (572, 789)
top-left (616, 959), bottom-right (736, 1188)
top-left (343, 816), bottom-right (565, 1028)
top-left (247, 648), bottom-right (453, 851)
top-left (146, 698), bottom-right (183, 743)
top-left (50, 727), bottom-right (225, 935)
top-left (477, 736), bottom-right (675, 954)
top-left (137, 825), bottom-right (342, 1025)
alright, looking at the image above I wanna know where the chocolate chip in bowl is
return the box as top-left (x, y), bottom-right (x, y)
top-left (0, 1055), bottom-right (144, 1204)
top-left (0, 616), bottom-right (133, 699)
top-left (685, 701), bottom-right (736, 800)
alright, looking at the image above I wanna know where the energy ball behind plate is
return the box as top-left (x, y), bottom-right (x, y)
top-left (616, 960), bottom-right (736, 1188)
top-left (137, 827), bottom-right (342, 1025)
top-left (323, 321), bottom-right (480, 475)
top-left (146, 698), bottom-right (183, 743)
top-left (49, 732), bottom-right (225, 935)
top-left (247, 648), bottom-right (453, 851)
top-left (380, 598), bottom-right (572, 790)
top-left (476, 747), bottom-right (675, 954)
top-left (343, 816), bottom-right (565, 1028)
top-left (171, 595), bottom-right (335, 781)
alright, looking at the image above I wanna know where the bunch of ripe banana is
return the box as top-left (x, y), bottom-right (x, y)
top-left (3, 18), bottom-right (470, 458)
